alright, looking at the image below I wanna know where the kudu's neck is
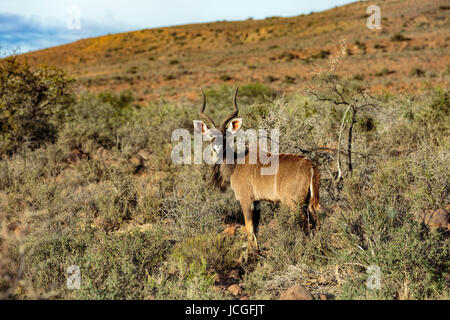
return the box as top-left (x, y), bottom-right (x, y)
top-left (210, 153), bottom-right (238, 192)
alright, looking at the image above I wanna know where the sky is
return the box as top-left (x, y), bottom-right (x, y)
top-left (0, 0), bottom-right (356, 55)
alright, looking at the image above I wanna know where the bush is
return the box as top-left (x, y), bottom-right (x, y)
top-left (91, 175), bottom-right (138, 231)
top-left (414, 88), bottom-right (449, 141)
top-left (410, 67), bottom-right (425, 77)
top-left (311, 50), bottom-right (331, 59)
top-left (390, 33), bottom-right (409, 42)
top-left (375, 67), bottom-right (393, 77)
top-left (338, 205), bottom-right (449, 300)
top-left (169, 233), bottom-right (241, 275)
top-left (278, 51), bottom-right (298, 61)
top-left (0, 57), bottom-right (74, 155)
top-left (219, 75), bottom-right (232, 81)
top-left (25, 227), bottom-right (172, 299)
top-left (58, 91), bottom-right (135, 150)
top-left (200, 83), bottom-right (275, 122)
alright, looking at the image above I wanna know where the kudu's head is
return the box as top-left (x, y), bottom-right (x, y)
top-left (193, 87), bottom-right (242, 163)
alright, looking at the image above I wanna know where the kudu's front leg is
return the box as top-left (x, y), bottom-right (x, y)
top-left (240, 199), bottom-right (259, 252)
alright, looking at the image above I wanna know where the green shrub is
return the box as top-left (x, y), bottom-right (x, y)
top-left (283, 75), bottom-right (296, 84)
top-left (0, 57), bottom-right (74, 155)
top-left (265, 75), bottom-right (278, 83)
top-left (202, 83), bottom-right (275, 117)
top-left (25, 227), bottom-right (172, 299)
top-left (375, 67), bottom-right (393, 77)
top-left (368, 142), bottom-right (448, 215)
top-left (150, 256), bottom-right (223, 300)
top-left (219, 75), bottom-right (232, 81)
top-left (91, 175), bottom-right (138, 231)
top-left (390, 33), bottom-right (409, 42)
top-left (169, 233), bottom-right (241, 275)
top-left (414, 88), bottom-right (449, 141)
top-left (278, 51), bottom-right (298, 61)
top-left (355, 40), bottom-right (366, 52)
top-left (410, 67), bottom-right (425, 77)
top-left (58, 91), bottom-right (135, 150)
top-left (338, 206), bottom-right (449, 300)
top-left (158, 165), bottom-right (240, 240)
top-left (311, 49), bottom-right (331, 59)
top-left (260, 205), bottom-right (323, 267)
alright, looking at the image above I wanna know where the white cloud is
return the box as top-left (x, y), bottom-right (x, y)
top-left (0, 0), bottom-right (355, 54)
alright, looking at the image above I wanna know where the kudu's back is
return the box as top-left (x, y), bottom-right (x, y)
top-left (230, 150), bottom-right (322, 216)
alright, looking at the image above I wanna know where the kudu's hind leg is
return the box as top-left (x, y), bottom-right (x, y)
top-left (252, 201), bottom-right (261, 238)
top-left (308, 202), bottom-right (321, 231)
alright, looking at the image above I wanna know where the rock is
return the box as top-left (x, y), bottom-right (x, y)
top-left (319, 294), bottom-right (327, 300)
top-left (415, 208), bottom-right (449, 230)
top-left (280, 284), bottom-right (314, 300)
top-left (228, 284), bottom-right (242, 296)
top-left (239, 296), bottom-right (249, 300)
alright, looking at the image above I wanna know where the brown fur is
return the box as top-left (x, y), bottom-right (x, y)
top-left (212, 146), bottom-right (323, 250)
top-left (199, 88), bottom-right (323, 251)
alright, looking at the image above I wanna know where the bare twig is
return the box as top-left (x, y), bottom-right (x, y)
top-left (337, 104), bottom-right (351, 181)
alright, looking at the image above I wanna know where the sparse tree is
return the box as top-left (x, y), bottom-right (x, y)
top-left (310, 40), bottom-right (379, 184)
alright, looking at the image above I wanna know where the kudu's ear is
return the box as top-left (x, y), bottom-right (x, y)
top-left (193, 120), bottom-right (209, 134)
top-left (226, 118), bottom-right (242, 134)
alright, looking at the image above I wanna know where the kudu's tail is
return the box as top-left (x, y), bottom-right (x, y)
top-left (308, 165), bottom-right (325, 229)
top-left (309, 166), bottom-right (321, 211)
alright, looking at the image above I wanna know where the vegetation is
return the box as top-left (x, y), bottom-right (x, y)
top-left (0, 57), bottom-right (74, 155)
top-left (0, 57), bottom-right (448, 300)
top-left (390, 32), bottom-right (409, 42)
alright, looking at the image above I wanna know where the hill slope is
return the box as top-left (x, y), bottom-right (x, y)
top-left (19, 0), bottom-right (450, 102)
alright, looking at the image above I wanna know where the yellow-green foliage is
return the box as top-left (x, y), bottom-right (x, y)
top-left (24, 228), bottom-right (172, 299)
top-left (169, 233), bottom-right (242, 275)
top-left (0, 57), bottom-right (74, 155)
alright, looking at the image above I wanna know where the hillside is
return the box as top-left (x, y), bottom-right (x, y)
top-left (19, 0), bottom-right (450, 102)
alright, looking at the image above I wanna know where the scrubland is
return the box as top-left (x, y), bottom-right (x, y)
top-left (0, 52), bottom-right (448, 299)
